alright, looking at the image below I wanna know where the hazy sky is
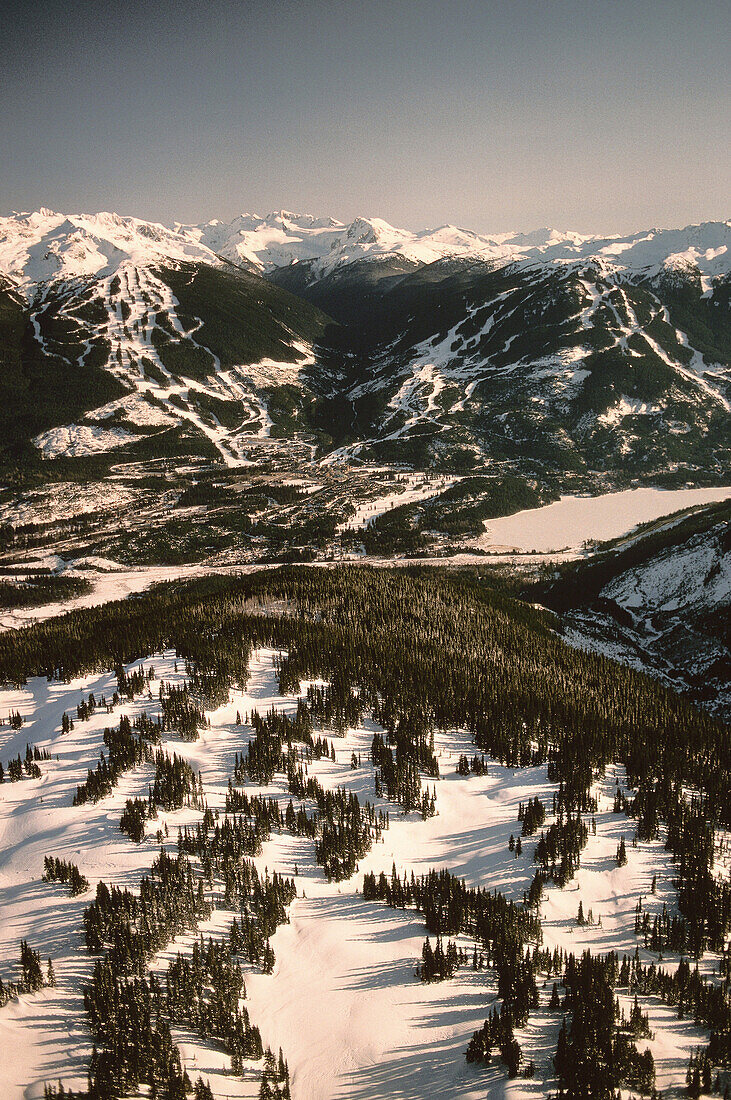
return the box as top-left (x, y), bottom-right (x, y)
top-left (1, 0), bottom-right (728, 234)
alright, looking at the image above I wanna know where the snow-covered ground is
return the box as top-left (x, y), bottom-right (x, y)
top-left (0, 647), bottom-right (722, 1099)
top-left (336, 474), bottom-right (459, 532)
top-left (0, 562), bottom-right (245, 632)
top-left (478, 485), bottom-right (731, 553)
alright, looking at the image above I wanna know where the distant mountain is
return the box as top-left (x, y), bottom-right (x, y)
top-left (183, 210), bottom-right (731, 284)
top-left (4, 208), bottom-right (728, 290)
top-left (0, 207), bottom-right (728, 486)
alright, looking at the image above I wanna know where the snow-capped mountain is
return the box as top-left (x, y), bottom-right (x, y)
top-left (0, 208), bottom-right (215, 292)
top-left (2, 207), bottom-right (729, 293)
top-left (185, 210), bottom-right (731, 285)
top-left (0, 206), bottom-right (728, 483)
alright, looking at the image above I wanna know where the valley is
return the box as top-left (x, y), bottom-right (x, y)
top-left (0, 207), bottom-right (729, 1100)
top-left (2, 0), bottom-right (728, 1095)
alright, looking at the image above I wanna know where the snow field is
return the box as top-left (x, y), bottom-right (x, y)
top-left (0, 657), bottom-right (190, 1097)
top-left (0, 648), bottom-right (725, 1099)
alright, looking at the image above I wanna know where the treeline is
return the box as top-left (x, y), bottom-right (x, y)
top-left (627, 952), bottom-right (731, 1080)
top-left (554, 951), bottom-right (656, 1098)
top-left (364, 865), bottom-right (540, 1026)
top-left (0, 564), bottom-right (725, 949)
top-left (4, 567), bottom-right (725, 831)
top-left (228, 702), bottom-right (389, 882)
top-left (82, 840), bottom-right (295, 1097)
top-left (73, 714), bottom-right (153, 804)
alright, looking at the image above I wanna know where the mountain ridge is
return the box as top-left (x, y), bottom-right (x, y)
top-left (0, 206), bottom-right (728, 549)
top-left (2, 208), bottom-right (729, 293)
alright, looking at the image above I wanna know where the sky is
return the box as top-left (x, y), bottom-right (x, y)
top-left (1, 0), bottom-right (729, 235)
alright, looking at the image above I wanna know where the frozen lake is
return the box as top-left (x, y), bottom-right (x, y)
top-left (479, 485), bottom-right (731, 553)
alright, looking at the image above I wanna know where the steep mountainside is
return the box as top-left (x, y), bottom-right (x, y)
top-left (297, 255), bottom-right (730, 477)
top-left (537, 499), bottom-right (731, 718)
top-left (0, 208), bottom-right (727, 483)
top-left (0, 243), bottom-right (333, 473)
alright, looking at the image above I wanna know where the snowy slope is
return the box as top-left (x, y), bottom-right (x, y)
top-left (0, 646), bottom-right (720, 1100)
top-left (549, 500), bottom-right (731, 718)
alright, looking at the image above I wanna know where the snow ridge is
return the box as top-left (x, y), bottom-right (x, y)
top-left (1, 209), bottom-right (729, 293)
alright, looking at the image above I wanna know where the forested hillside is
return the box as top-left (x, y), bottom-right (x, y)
top-left (0, 567), bottom-right (728, 1097)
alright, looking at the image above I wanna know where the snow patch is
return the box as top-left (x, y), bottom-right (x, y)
top-left (33, 423), bottom-right (137, 458)
top-left (598, 395), bottom-right (664, 426)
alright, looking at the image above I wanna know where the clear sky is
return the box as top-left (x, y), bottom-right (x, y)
top-left (1, 0), bottom-right (728, 235)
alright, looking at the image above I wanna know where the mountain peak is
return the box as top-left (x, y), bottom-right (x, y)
top-left (1, 207), bottom-right (729, 292)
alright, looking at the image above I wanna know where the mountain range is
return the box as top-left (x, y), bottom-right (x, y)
top-left (0, 207), bottom-right (729, 724)
top-left (0, 207), bottom-right (728, 486)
